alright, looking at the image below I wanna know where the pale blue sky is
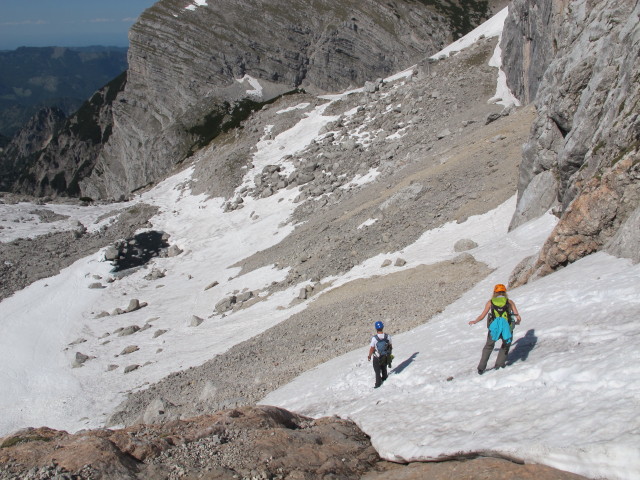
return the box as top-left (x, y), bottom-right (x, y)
top-left (0, 0), bottom-right (158, 50)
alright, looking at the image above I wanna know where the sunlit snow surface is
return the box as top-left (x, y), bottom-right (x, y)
top-left (185, 0), bottom-right (207, 11)
top-left (264, 242), bottom-right (640, 480)
top-left (431, 7), bottom-right (509, 60)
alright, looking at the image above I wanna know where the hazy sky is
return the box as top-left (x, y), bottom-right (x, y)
top-left (0, 0), bottom-right (158, 50)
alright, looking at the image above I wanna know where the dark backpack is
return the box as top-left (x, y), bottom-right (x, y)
top-left (374, 334), bottom-right (391, 357)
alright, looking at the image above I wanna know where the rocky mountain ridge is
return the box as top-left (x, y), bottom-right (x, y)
top-left (81, 0), bottom-right (488, 200)
top-left (0, 73), bottom-right (127, 197)
top-left (2, 0), bottom-right (503, 201)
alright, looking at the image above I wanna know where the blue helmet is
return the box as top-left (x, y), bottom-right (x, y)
top-left (375, 321), bottom-right (384, 331)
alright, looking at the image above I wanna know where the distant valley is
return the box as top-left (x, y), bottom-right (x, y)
top-left (0, 46), bottom-right (128, 138)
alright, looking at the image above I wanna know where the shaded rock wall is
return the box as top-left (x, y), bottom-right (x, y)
top-left (0, 107), bottom-right (65, 191)
top-left (4, 73), bottom-right (126, 197)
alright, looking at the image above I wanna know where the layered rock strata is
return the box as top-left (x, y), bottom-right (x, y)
top-left (79, 0), bottom-right (463, 199)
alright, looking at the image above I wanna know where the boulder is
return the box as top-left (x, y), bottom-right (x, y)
top-left (236, 291), bottom-right (253, 303)
top-left (215, 295), bottom-right (237, 314)
top-left (73, 352), bottom-right (90, 368)
top-left (454, 239), bottom-right (478, 252)
top-left (125, 299), bottom-right (147, 313)
top-left (120, 346), bottom-right (139, 355)
top-left (118, 325), bottom-right (140, 337)
top-left (153, 329), bottom-right (168, 338)
top-left (104, 246), bottom-right (119, 261)
top-left (144, 268), bottom-right (166, 281)
top-left (124, 364), bottom-right (140, 374)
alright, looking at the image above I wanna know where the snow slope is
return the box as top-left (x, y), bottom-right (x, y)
top-left (263, 219), bottom-right (640, 480)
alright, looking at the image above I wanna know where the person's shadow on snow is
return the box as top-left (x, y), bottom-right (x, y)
top-left (391, 352), bottom-right (419, 375)
top-left (507, 329), bottom-right (538, 365)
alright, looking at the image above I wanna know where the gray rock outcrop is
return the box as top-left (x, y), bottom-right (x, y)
top-left (503, 0), bottom-right (640, 282)
top-left (605, 205), bottom-right (640, 263)
top-left (454, 239), bottom-right (478, 252)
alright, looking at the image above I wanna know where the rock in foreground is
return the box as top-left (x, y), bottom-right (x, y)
top-left (0, 405), bottom-right (589, 480)
top-left (0, 406), bottom-right (378, 479)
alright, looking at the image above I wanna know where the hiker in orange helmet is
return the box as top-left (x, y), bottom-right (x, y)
top-left (469, 283), bottom-right (522, 374)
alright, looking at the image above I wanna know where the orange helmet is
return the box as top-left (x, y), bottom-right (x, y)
top-left (493, 284), bottom-right (507, 294)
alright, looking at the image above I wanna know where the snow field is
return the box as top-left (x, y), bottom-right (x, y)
top-left (263, 241), bottom-right (640, 480)
top-left (0, 96), bottom-right (345, 435)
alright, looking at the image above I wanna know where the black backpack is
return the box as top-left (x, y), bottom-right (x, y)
top-left (374, 334), bottom-right (391, 357)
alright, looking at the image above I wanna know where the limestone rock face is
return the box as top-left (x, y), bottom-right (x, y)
top-left (512, 158), bottom-right (640, 286)
top-left (503, 0), bottom-right (640, 281)
top-left (500, 0), bottom-right (556, 105)
top-left (80, 0), bottom-right (457, 199)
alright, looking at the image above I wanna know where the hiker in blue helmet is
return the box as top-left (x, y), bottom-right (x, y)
top-left (469, 283), bottom-right (522, 374)
top-left (368, 321), bottom-right (393, 388)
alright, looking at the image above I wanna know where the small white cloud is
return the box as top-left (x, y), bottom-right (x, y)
top-left (1, 20), bottom-right (48, 26)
